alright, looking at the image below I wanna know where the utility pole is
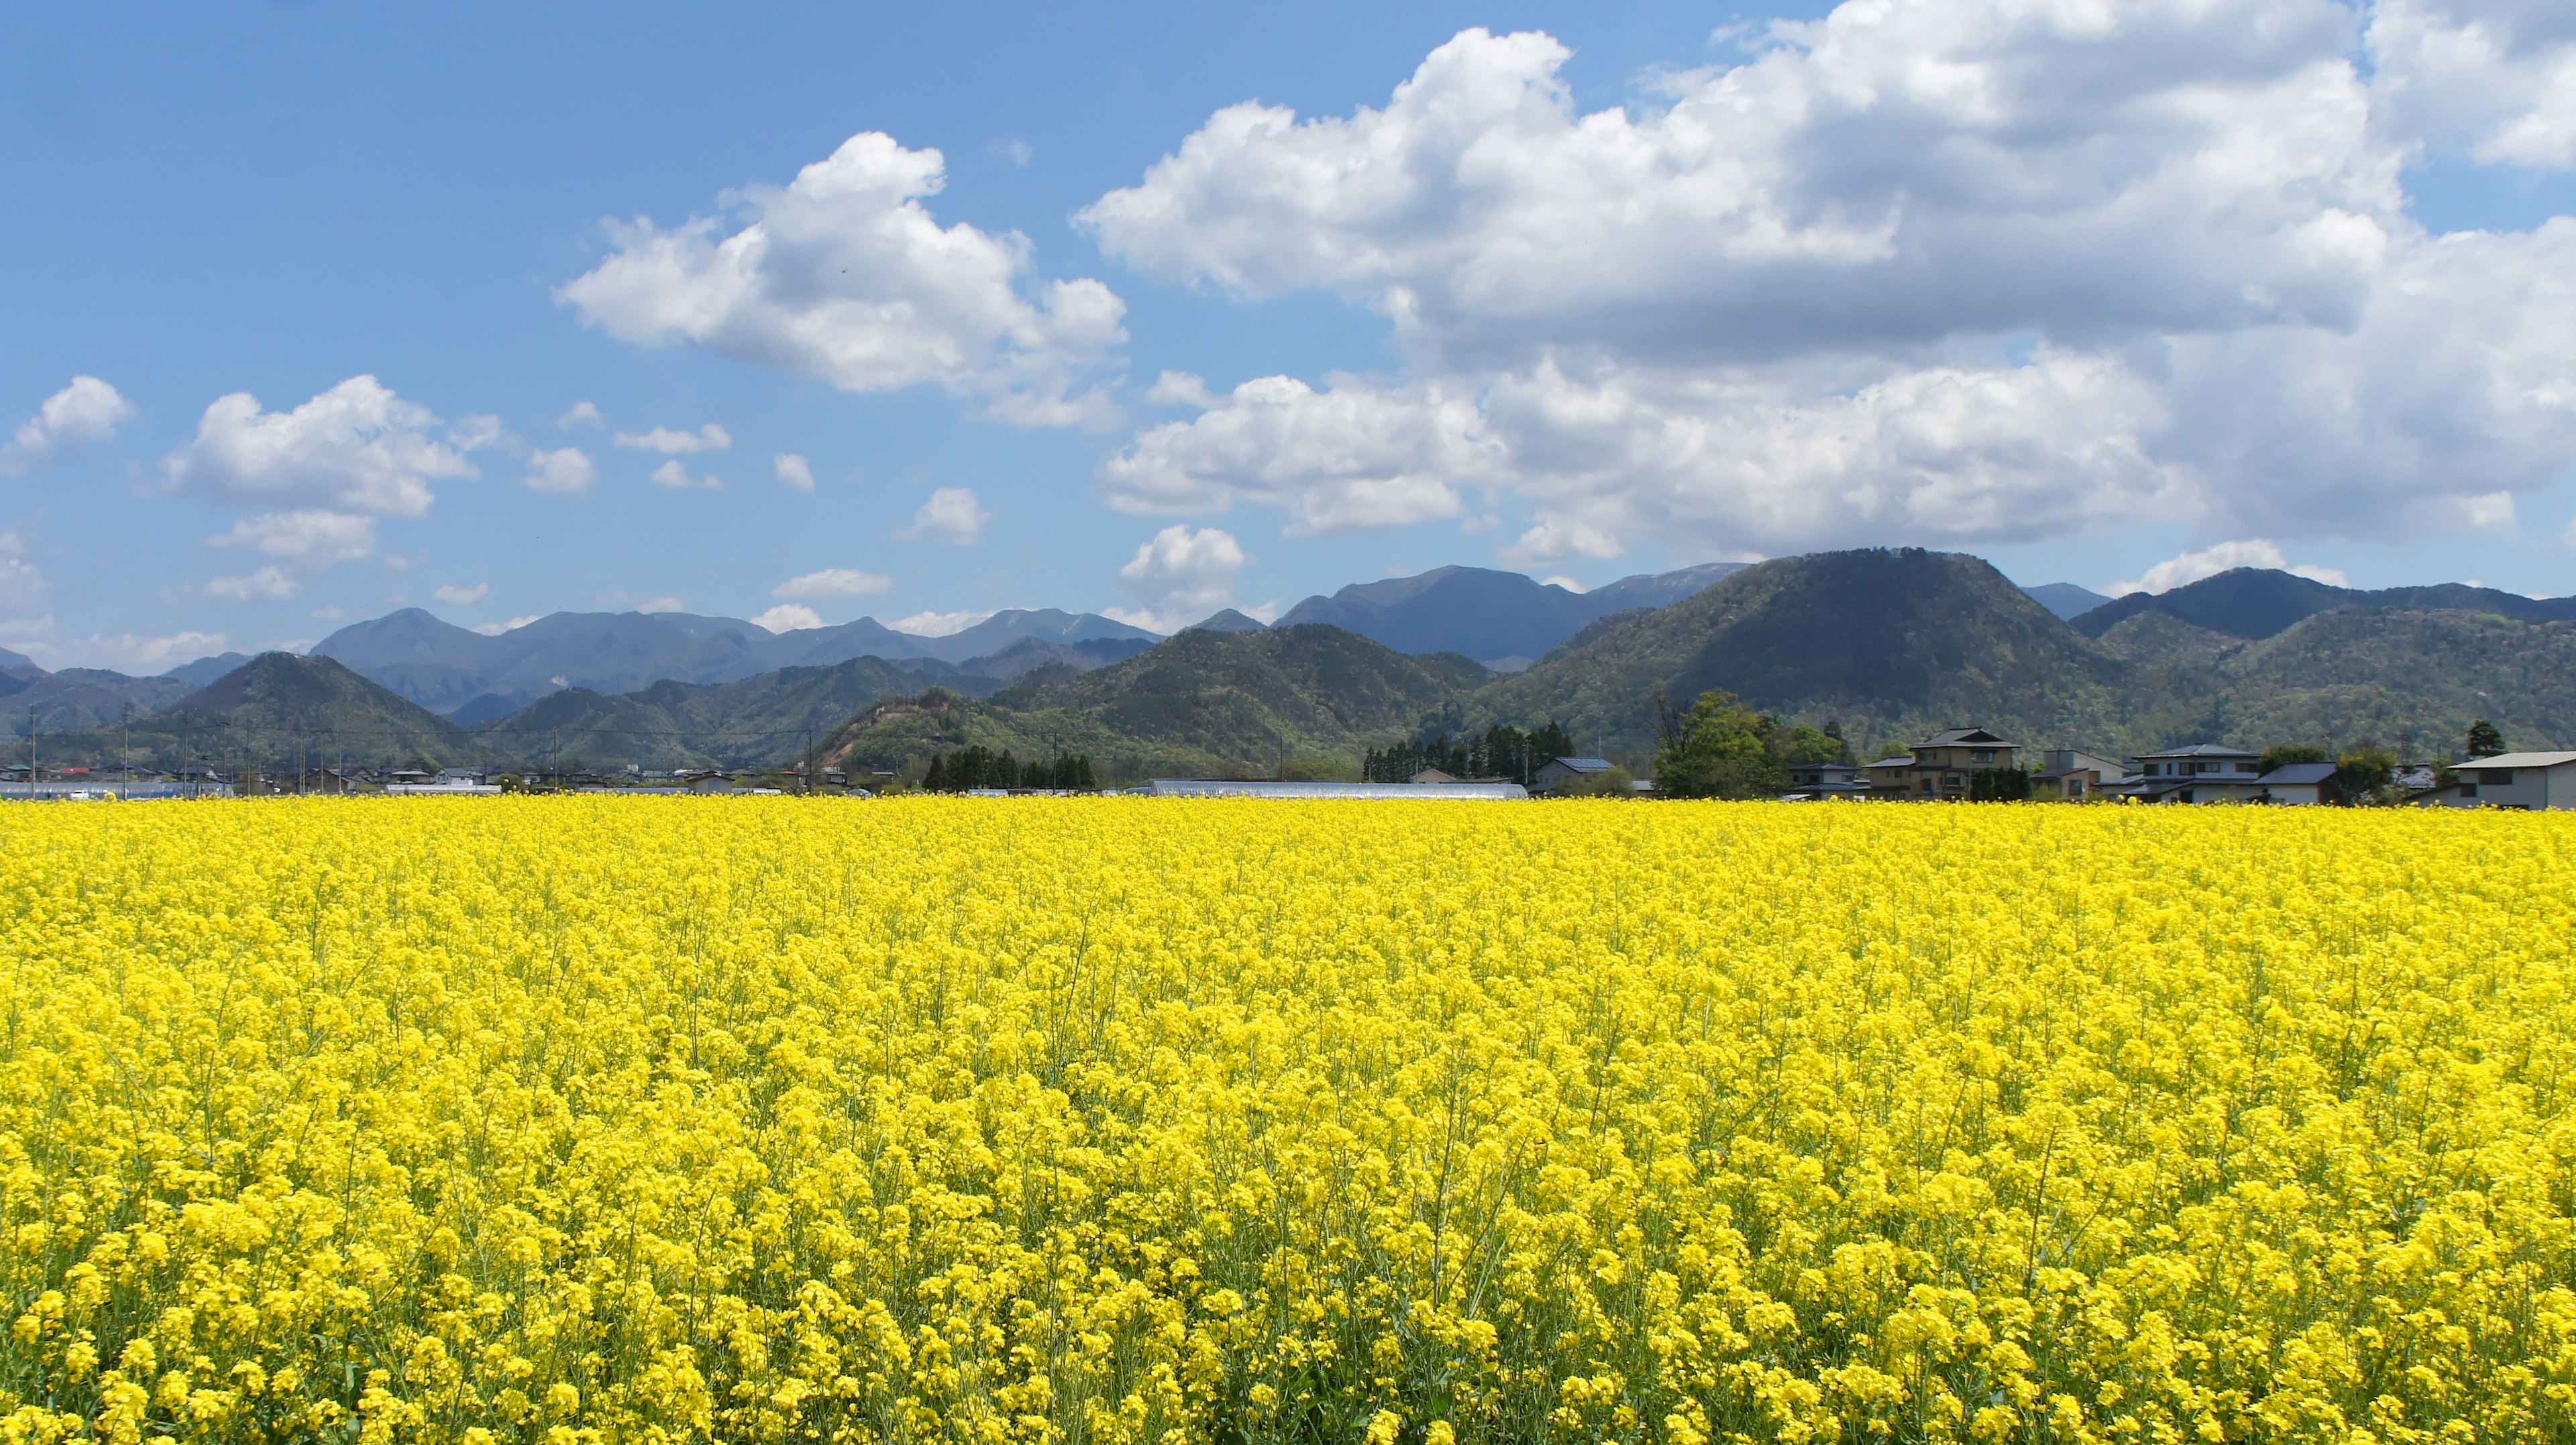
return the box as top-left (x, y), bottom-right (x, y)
top-left (23, 705), bottom-right (34, 800)
top-left (121, 701), bottom-right (132, 801)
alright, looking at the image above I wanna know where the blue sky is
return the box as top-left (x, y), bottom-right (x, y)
top-left (5, 0), bottom-right (2574, 670)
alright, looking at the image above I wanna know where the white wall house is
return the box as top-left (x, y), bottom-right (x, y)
top-left (2129, 745), bottom-right (2267, 803)
top-left (2435, 752), bottom-right (2576, 810)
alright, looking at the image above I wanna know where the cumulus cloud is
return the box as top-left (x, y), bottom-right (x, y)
top-left (897, 486), bottom-right (991, 544)
top-left (162, 376), bottom-right (480, 518)
top-left (751, 603), bottom-right (826, 633)
top-left (636, 596), bottom-right (685, 614)
top-left (433, 582), bottom-right (490, 606)
top-left (649, 460), bottom-right (723, 490)
top-left (205, 567), bottom-right (299, 601)
top-left (560, 131), bottom-right (1126, 427)
top-left (616, 423), bottom-right (731, 455)
top-left (1080, 8), bottom-right (2576, 560)
top-left (1, 376), bottom-right (135, 475)
top-left (557, 401), bottom-right (605, 429)
top-left (890, 608), bottom-right (997, 637)
top-left (2370, 0), bottom-right (2576, 168)
top-left (2110, 541), bottom-right (2352, 596)
top-left (774, 453), bottom-right (816, 490)
top-left (771, 568), bottom-right (892, 600)
top-left (1085, 17), bottom-right (2396, 369)
top-left (1108, 525), bottom-right (1245, 631)
top-left (0, 619), bottom-right (229, 674)
top-left (526, 447), bottom-right (598, 493)
top-left (204, 509), bottom-right (378, 568)
top-left (472, 616), bottom-right (541, 636)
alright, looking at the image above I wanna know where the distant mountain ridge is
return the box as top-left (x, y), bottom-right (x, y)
top-left (1275, 564), bottom-right (1751, 665)
top-left (2072, 568), bottom-right (2576, 639)
top-left (311, 606), bottom-right (1161, 716)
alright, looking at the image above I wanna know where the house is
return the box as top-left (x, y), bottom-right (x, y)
top-left (2037, 750), bottom-right (2131, 802)
top-left (1408, 767), bottom-right (1460, 785)
top-left (1862, 729), bottom-right (2021, 800)
top-left (2428, 751), bottom-right (2576, 809)
top-left (1532, 757), bottom-right (1617, 794)
top-left (2255, 761), bottom-right (2339, 805)
top-left (1781, 762), bottom-right (1866, 800)
top-left (2128, 744), bottom-right (2267, 803)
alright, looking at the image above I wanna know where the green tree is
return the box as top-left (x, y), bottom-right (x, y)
top-left (1652, 690), bottom-right (1786, 799)
top-left (2465, 719), bottom-right (2506, 759)
top-left (1778, 725), bottom-right (1845, 767)
top-left (2334, 747), bottom-right (2398, 804)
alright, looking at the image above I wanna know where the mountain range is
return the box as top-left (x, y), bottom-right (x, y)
top-left (12, 553), bottom-right (2571, 782)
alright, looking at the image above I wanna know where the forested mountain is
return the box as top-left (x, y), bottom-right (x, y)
top-left (2072, 567), bottom-right (2576, 640)
top-left (1468, 551), bottom-right (2576, 761)
top-left (1470, 550), bottom-right (2126, 759)
top-left (25, 653), bottom-right (496, 771)
top-left (2, 667), bottom-right (197, 733)
top-left (819, 625), bottom-right (1491, 780)
top-left (472, 656), bottom-right (946, 771)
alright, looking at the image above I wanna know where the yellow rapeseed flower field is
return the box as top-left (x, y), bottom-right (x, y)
top-left (4, 799), bottom-right (2574, 1445)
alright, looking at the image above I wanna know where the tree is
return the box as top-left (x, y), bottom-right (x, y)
top-left (1652, 690), bottom-right (1787, 799)
top-left (1779, 725), bottom-right (1845, 767)
top-left (2334, 747), bottom-right (2398, 804)
top-left (2465, 719), bottom-right (2506, 759)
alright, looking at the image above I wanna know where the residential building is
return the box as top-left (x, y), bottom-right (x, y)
top-left (2129, 744), bottom-right (2267, 803)
top-left (1862, 729), bottom-right (2021, 800)
top-left (2255, 761), bottom-right (2339, 805)
top-left (2037, 750), bottom-right (2131, 801)
top-left (1782, 761), bottom-right (1866, 800)
top-left (1532, 757), bottom-right (1617, 794)
top-left (2428, 751), bottom-right (2576, 809)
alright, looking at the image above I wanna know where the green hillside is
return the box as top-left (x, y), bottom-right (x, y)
top-left (1470, 549), bottom-right (2127, 758)
top-left (25, 653), bottom-right (500, 771)
top-left (820, 626), bottom-right (1490, 781)
top-left (476, 656), bottom-right (941, 770)
top-left (2116, 608), bottom-right (2576, 757)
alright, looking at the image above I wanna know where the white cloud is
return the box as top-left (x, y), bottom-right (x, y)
top-left (2109, 541), bottom-right (2352, 596)
top-left (1, 376), bottom-right (135, 475)
top-left (1540, 576), bottom-right (1589, 593)
top-left (897, 486), bottom-right (991, 544)
top-left (771, 568), bottom-right (892, 600)
top-left (1102, 375), bottom-right (1483, 533)
top-left (558, 401), bottom-right (605, 430)
top-left (1079, 11), bottom-right (2576, 559)
top-left (649, 460), bottom-right (723, 490)
top-left (472, 614), bottom-right (541, 636)
top-left (433, 582), bottom-right (490, 606)
top-left (204, 509), bottom-right (377, 568)
top-left (751, 603), bottom-right (826, 633)
top-left (890, 608), bottom-right (997, 637)
top-left (560, 130), bottom-right (1127, 427)
top-left (615, 423), bottom-right (732, 455)
top-left (636, 596), bottom-right (686, 614)
top-left (205, 566), bottom-right (299, 601)
top-left (0, 619), bottom-right (229, 674)
top-left (447, 415), bottom-right (507, 451)
top-left (774, 453), bottom-right (816, 490)
top-left (0, 531), bottom-right (44, 608)
top-left (162, 376), bottom-right (476, 518)
top-left (989, 136), bottom-right (1034, 167)
top-left (526, 447), bottom-right (598, 493)
top-left (2370, 0), bottom-right (2576, 168)
top-left (1085, 17), bottom-right (2396, 370)
top-left (1110, 525), bottom-right (1245, 631)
